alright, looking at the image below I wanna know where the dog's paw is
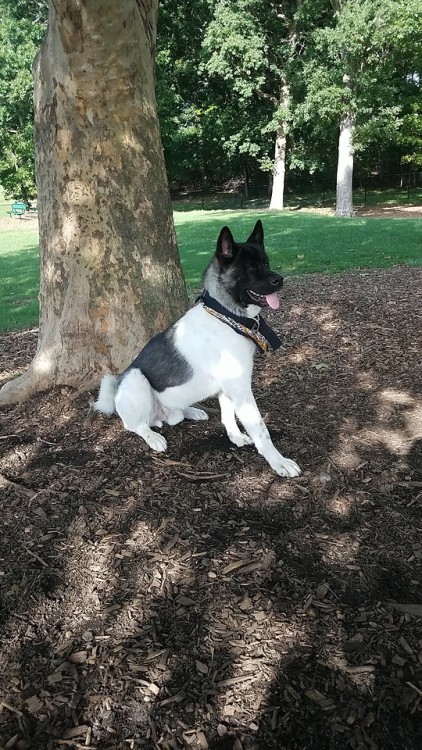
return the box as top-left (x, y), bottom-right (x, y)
top-left (228, 431), bottom-right (253, 447)
top-left (166, 409), bottom-right (185, 426)
top-left (184, 407), bottom-right (209, 421)
top-left (146, 432), bottom-right (168, 452)
top-left (272, 455), bottom-right (302, 478)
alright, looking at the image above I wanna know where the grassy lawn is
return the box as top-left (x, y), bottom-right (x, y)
top-left (0, 208), bottom-right (421, 331)
top-left (175, 209), bottom-right (422, 288)
top-left (0, 228), bottom-right (40, 330)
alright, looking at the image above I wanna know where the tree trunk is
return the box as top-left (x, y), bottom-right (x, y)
top-left (0, 0), bottom-right (188, 406)
top-left (243, 161), bottom-right (249, 200)
top-left (335, 111), bottom-right (355, 216)
top-left (269, 86), bottom-right (289, 211)
top-left (269, 127), bottom-right (287, 210)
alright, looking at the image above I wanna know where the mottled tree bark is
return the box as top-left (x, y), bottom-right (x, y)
top-left (0, 0), bottom-right (188, 405)
top-left (335, 111), bottom-right (355, 216)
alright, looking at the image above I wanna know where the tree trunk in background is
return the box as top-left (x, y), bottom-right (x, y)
top-left (269, 125), bottom-right (287, 210)
top-left (269, 85), bottom-right (289, 211)
top-left (335, 111), bottom-right (355, 216)
top-left (0, 0), bottom-right (188, 406)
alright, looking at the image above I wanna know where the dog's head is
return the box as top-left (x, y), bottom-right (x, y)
top-left (214, 220), bottom-right (283, 312)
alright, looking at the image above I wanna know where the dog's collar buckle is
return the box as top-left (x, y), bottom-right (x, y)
top-left (251, 316), bottom-right (260, 333)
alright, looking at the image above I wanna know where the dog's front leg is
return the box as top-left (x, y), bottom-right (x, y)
top-left (226, 389), bottom-right (301, 478)
top-left (219, 393), bottom-right (253, 447)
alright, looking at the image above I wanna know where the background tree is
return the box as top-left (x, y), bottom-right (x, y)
top-left (0, 0), bottom-right (420, 216)
top-left (202, 0), bottom-right (305, 210)
top-left (204, 0), bottom-right (327, 210)
top-left (156, 0), bottom-right (217, 189)
top-left (0, 0), bottom-right (187, 405)
top-left (299, 0), bottom-right (422, 216)
top-left (0, 0), bottom-right (46, 200)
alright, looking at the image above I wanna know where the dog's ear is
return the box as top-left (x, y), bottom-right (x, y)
top-left (216, 226), bottom-right (235, 263)
top-left (246, 220), bottom-right (264, 247)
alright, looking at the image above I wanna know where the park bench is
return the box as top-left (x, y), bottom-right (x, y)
top-left (7, 201), bottom-right (29, 217)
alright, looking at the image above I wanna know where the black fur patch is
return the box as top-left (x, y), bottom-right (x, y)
top-left (126, 325), bottom-right (193, 392)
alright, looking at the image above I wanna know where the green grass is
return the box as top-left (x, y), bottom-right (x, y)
top-left (0, 208), bottom-right (421, 331)
top-left (175, 209), bottom-right (422, 287)
top-left (0, 228), bottom-right (40, 330)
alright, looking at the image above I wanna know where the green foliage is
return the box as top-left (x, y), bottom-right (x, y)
top-left (400, 95), bottom-right (422, 168)
top-left (0, 0), bottom-right (420, 197)
top-left (156, 0), bottom-right (228, 187)
top-left (201, 0), bottom-right (302, 169)
top-left (295, 0), bottom-right (422, 175)
top-left (0, 0), bottom-right (46, 199)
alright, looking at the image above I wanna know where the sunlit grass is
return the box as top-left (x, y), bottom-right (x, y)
top-left (174, 209), bottom-right (422, 287)
top-left (0, 229), bottom-right (40, 330)
top-left (0, 207), bottom-right (421, 331)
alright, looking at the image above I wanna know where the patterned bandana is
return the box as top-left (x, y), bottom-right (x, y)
top-left (197, 291), bottom-right (282, 355)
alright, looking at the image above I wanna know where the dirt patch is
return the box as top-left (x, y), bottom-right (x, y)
top-left (291, 204), bottom-right (422, 219)
top-left (0, 267), bottom-right (421, 750)
top-left (0, 215), bottom-right (39, 231)
top-left (356, 204), bottom-right (422, 219)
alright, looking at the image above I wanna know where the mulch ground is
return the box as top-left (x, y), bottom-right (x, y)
top-left (0, 266), bottom-right (421, 750)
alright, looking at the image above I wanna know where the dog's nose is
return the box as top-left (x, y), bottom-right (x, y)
top-left (270, 274), bottom-right (283, 287)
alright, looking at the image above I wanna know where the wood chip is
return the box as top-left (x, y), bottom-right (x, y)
top-left (62, 726), bottom-right (90, 739)
top-left (217, 675), bottom-right (255, 687)
top-left (0, 701), bottom-right (23, 717)
top-left (305, 688), bottom-right (336, 710)
top-left (389, 602), bottom-right (422, 618)
top-left (222, 558), bottom-right (258, 575)
top-left (25, 695), bottom-right (43, 714)
top-left (196, 661), bottom-right (208, 674)
top-left (399, 636), bottom-right (414, 656)
top-left (158, 690), bottom-right (185, 706)
top-left (196, 731), bottom-right (208, 749)
top-left (69, 651), bottom-right (88, 664)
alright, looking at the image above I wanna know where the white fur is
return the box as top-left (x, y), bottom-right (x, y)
top-left (95, 304), bottom-right (301, 478)
top-left (94, 373), bottom-right (118, 415)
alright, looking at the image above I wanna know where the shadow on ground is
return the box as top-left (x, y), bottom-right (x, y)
top-left (0, 266), bottom-right (421, 750)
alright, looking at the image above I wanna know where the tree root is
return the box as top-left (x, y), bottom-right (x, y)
top-left (0, 368), bottom-right (52, 406)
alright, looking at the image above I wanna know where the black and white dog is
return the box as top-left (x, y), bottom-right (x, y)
top-left (94, 220), bottom-right (301, 477)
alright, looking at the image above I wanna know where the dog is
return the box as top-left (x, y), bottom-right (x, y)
top-left (94, 220), bottom-right (301, 478)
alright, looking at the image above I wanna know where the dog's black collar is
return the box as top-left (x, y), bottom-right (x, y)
top-left (197, 290), bottom-right (281, 355)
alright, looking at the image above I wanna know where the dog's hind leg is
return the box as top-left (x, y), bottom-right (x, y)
top-left (115, 369), bottom-right (167, 452)
top-left (165, 408), bottom-right (185, 426)
top-left (183, 407), bottom-right (209, 421)
top-left (219, 393), bottom-right (253, 447)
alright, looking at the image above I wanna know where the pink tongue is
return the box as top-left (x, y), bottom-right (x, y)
top-left (265, 292), bottom-right (279, 310)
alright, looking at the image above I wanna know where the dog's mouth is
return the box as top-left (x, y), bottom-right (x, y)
top-left (247, 290), bottom-right (280, 310)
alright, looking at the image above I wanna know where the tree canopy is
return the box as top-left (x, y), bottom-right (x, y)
top-left (0, 0), bottom-right (46, 199)
top-left (1, 0), bottom-right (421, 201)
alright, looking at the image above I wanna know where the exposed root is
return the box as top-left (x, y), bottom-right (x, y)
top-left (0, 368), bottom-right (52, 406)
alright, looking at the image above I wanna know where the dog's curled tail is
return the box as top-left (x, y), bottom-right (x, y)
top-left (94, 373), bottom-right (118, 415)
